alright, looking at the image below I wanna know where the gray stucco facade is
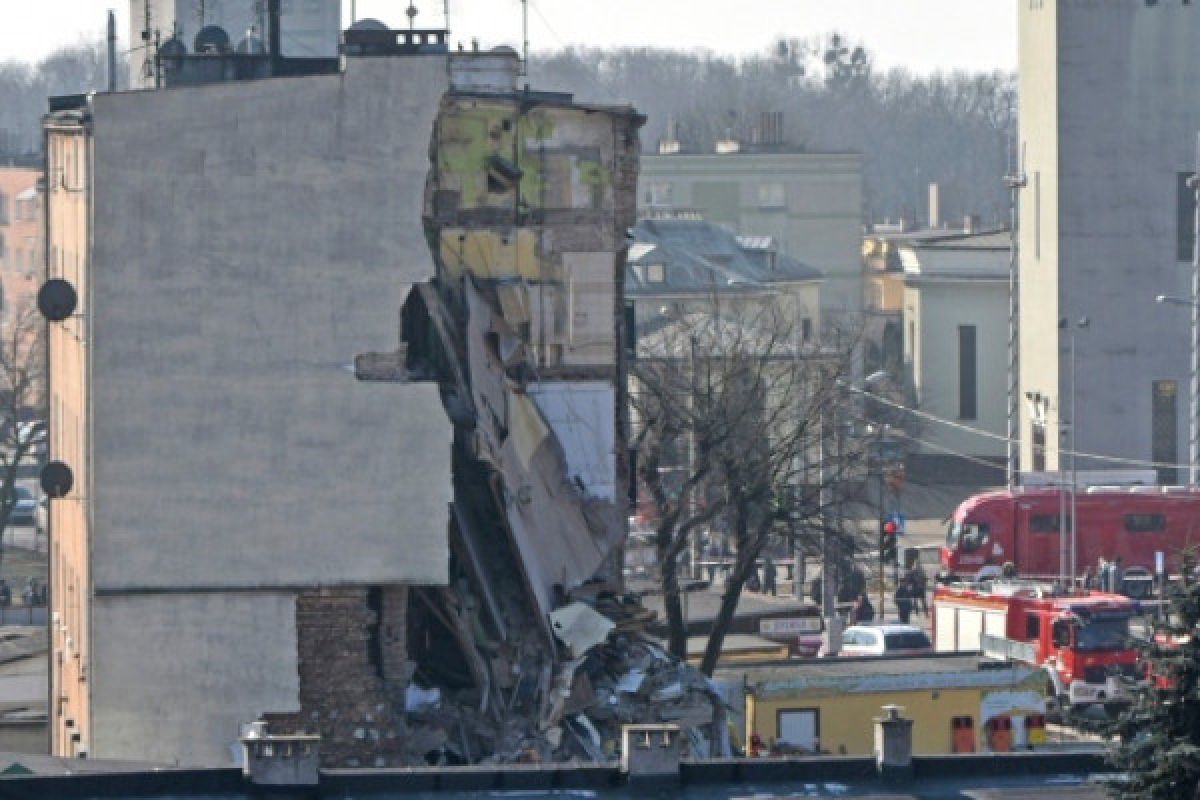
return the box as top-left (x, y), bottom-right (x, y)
top-left (1019, 1), bottom-right (1200, 478)
top-left (49, 54), bottom-right (454, 763)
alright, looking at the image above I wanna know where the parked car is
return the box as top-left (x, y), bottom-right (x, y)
top-left (839, 624), bottom-right (934, 657)
top-left (8, 486), bottom-right (35, 526)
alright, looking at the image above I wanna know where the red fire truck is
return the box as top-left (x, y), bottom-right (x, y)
top-left (940, 485), bottom-right (1200, 582)
top-left (933, 581), bottom-right (1140, 711)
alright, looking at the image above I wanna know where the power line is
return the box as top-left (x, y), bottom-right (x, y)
top-left (844, 383), bottom-right (1196, 473)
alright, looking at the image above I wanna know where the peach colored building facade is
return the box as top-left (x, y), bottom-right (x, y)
top-left (44, 120), bottom-right (89, 757)
top-left (0, 167), bottom-right (42, 318)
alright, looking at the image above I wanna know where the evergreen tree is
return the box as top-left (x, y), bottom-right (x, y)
top-left (1108, 554), bottom-right (1200, 799)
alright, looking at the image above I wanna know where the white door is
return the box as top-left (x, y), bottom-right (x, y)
top-left (778, 709), bottom-right (819, 751)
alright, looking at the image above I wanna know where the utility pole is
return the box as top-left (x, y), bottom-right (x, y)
top-left (1191, 133), bottom-right (1200, 485)
top-left (1069, 317), bottom-right (1088, 581)
top-left (1004, 163), bottom-right (1028, 490)
top-left (820, 412), bottom-right (841, 656)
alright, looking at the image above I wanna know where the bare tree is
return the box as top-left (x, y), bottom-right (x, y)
top-left (631, 298), bottom-right (864, 674)
top-left (0, 303), bottom-right (45, 570)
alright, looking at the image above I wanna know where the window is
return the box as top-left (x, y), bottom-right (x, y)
top-left (1125, 513), bottom-right (1166, 533)
top-left (958, 325), bottom-right (977, 419)
top-left (644, 182), bottom-right (674, 207)
top-left (646, 264), bottom-right (665, 283)
top-left (950, 522), bottom-right (988, 554)
top-left (1032, 422), bottom-right (1046, 473)
top-left (1153, 380), bottom-right (1179, 484)
top-left (1026, 614), bottom-right (1040, 640)
top-left (1029, 514), bottom-right (1071, 533)
top-left (801, 318), bottom-right (813, 343)
top-left (0, 194), bottom-right (7, 226)
top-left (884, 631), bottom-right (932, 651)
top-left (1052, 620), bottom-right (1072, 648)
top-left (0, 232), bottom-right (5, 261)
top-left (777, 709), bottom-right (819, 751)
top-left (1180, 173), bottom-right (1197, 262)
top-left (757, 182), bottom-right (786, 209)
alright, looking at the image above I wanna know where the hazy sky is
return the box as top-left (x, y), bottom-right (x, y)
top-left (0, 1), bottom-right (1017, 74)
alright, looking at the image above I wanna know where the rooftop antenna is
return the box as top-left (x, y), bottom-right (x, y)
top-left (406, 1), bottom-right (419, 30)
top-left (107, 10), bottom-right (117, 93)
top-left (521, 0), bottom-right (529, 75)
top-left (444, 0), bottom-right (450, 33)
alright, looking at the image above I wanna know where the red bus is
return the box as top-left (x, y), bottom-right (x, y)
top-left (941, 486), bottom-right (1200, 582)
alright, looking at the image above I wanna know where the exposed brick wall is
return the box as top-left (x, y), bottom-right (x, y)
top-left (270, 587), bottom-right (412, 768)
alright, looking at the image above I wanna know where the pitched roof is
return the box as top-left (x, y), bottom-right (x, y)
top-left (627, 218), bottom-right (821, 297)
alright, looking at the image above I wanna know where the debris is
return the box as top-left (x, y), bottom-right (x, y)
top-left (615, 669), bottom-right (645, 694)
top-left (549, 602), bottom-right (617, 658)
top-left (404, 685), bottom-right (441, 712)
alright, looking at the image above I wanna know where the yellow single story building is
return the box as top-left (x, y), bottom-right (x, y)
top-left (741, 653), bottom-right (1047, 756)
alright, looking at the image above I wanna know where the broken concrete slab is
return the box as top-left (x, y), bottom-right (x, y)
top-left (549, 603), bottom-right (617, 659)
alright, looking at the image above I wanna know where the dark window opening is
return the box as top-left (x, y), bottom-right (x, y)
top-left (1029, 514), bottom-right (1071, 533)
top-left (958, 325), bottom-right (977, 420)
top-left (1032, 423), bottom-right (1046, 473)
top-left (1153, 379), bottom-right (1179, 484)
top-left (1026, 613), bottom-right (1040, 640)
top-left (1125, 513), bottom-right (1167, 533)
top-left (1179, 173), bottom-right (1196, 262)
top-left (366, 586), bottom-right (384, 681)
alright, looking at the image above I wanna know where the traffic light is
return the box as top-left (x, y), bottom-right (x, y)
top-left (880, 520), bottom-right (898, 565)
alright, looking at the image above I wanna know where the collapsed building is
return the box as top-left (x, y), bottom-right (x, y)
top-left (43, 6), bottom-right (722, 768)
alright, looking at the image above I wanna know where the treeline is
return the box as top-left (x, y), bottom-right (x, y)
top-left (0, 42), bottom-right (118, 159)
top-left (530, 36), bottom-right (1016, 226)
top-left (0, 37), bottom-right (1015, 225)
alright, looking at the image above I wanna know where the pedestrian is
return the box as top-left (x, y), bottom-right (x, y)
top-left (763, 556), bottom-right (778, 596)
top-left (1097, 557), bottom-right (1110, 592)
top-left (908, 565), bottom-right (929, 616)
top-left (1111, 556), bottom-right (1125, 595)
top-left (895, 579), bottom-right (913, 624)
top-left (850, 593), bottom-right (875, 625)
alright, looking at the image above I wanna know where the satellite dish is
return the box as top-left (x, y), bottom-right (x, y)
top-left (194, 25), bottom-right (231, 54)
top-left (159, 36), bottom-right (187, 59)
top-left (40, 461), bottom-right (73, 499)
top-left (348, 18), bottom-right (389, 32)
top-left (37, 279), bottom-right (77, 321)
top-left (236, 33), bottom-right (266, 55)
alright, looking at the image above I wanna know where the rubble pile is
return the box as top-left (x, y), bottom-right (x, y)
top-left (398, 594), bottom-right (727, 766)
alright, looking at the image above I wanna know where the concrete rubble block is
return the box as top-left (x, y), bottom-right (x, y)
top-left (549, 602), bottom-right (617, 659)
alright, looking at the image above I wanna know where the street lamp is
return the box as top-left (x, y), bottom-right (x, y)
top-left (1157, 292), bottom-right (1199, 486)
top-left (1005, 167), bottom-right (1028, 490)
top-left (1059, 315), bottom-right (1089, 582)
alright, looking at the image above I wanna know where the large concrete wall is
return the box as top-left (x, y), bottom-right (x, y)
top-left (1021, 1), bottom-right (1200, 474)
top-left (91, 592), bottom-right (299, 765)
top-left (87, 55), bottom-right (452, 590)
